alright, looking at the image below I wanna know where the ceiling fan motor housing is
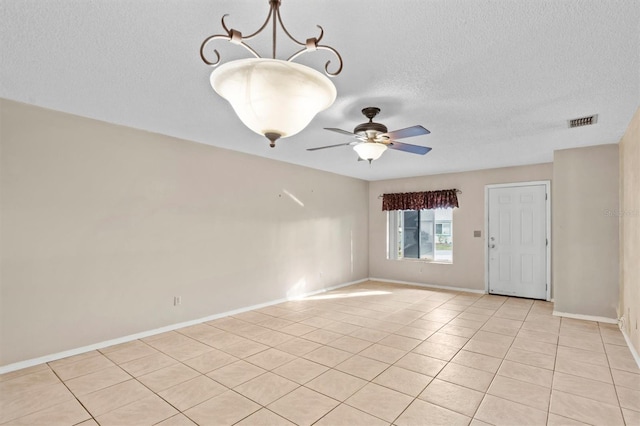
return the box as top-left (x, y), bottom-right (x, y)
top-left (354, 121), bottom-right (388, 135)
top-left (354, 107), bottom-right (388, 137)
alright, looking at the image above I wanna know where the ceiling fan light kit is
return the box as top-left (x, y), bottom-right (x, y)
top-left (201, 0), bottom-right (342, 147)
top-left (353, 142), bottom-right (388, 163)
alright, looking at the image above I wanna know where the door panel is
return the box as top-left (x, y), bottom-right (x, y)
top-left (488, 184), bottom-right (547, 299)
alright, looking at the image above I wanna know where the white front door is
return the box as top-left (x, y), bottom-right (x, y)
top-left (487, 183), bottom-right (548, 300)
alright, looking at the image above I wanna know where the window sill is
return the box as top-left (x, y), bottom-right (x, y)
top-left (387, 258), bottom-right (453, 265)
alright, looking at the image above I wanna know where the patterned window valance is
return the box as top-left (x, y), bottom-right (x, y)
top-left (381, 189), bottom-right (460, 211)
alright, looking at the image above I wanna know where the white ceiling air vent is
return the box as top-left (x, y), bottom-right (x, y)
top-left (568, 114), bottom-right (598, 128)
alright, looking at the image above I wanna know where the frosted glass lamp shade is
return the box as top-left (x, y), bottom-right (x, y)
top-left (353, 142), bottom-right (388, 161)
top-left (210, 58), bottom-right (337, 139)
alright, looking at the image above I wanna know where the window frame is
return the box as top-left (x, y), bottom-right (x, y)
top-left (387, 208), bottom-right (454, 263)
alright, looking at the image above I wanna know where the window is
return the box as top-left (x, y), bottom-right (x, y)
top-left (388, 208), bottom-right (453, 262)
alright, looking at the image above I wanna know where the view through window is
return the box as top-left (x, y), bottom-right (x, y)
top-left (388, 208), bottom-right (453, 262)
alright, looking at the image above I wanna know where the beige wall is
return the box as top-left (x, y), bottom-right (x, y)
top-left (368, 164), bottom-right (553, 291)
top-left (552, 144), bottom-right (619, 319)
top-left (619, 107), bottom-right (640, 353)
top-left (0, 100), bottom-right (369, 366)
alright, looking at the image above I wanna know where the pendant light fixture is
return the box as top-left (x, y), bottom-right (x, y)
top-left (200, 0), bottom-right (343, 147)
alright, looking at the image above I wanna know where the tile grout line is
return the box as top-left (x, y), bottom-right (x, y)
top-left (189, 289), bottom-right (451, 425)
top-left (462, 293), bottom-right (513, 423)
top-left (389, 292), bottom-right (497, 424)
top-left (46, 361), bottom-right (99, 425)
top-left (306, 291), bottom-right (461, 425)
top-left (601, 322), bottom-right (629, 424)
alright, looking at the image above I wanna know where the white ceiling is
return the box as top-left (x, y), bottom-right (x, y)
top-left (1, 1), bottom-right (638, 181)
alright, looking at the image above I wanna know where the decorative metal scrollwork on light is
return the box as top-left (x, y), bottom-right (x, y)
top-left (200, 0), bottom-right (343, 76)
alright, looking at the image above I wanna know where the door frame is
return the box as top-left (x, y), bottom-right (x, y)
top-left (484, 181), bottom-right (551, 301)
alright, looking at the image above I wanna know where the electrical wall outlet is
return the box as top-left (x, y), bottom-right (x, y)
top-left (174, 296), bottom-right (181, 306)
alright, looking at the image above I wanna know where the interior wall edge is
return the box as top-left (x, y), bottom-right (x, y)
top-left (618, 105), bottom-right (640, 356)
top-left (620, 324), bottom-right (640, 369)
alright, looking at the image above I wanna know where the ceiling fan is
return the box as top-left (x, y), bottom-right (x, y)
top-left (307, 107), bottom-right (432, 163)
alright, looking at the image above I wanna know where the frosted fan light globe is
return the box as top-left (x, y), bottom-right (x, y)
top-left (210, 58), bottom-right (337, 138)
top-left (353, 142), bottom-right (388, 161)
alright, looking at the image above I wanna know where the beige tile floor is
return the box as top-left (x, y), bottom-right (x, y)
top-left (1, 281), bottom-right (639, 425)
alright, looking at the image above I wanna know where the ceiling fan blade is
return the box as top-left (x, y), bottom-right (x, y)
top-left (324, 127), bottom-right (359, 137)
top-left (387, 141), bottom-right (432, 155)
top-left (384, 125), bottom-right (431, 140)
top-left (307, 142), bottom-right (354, 151)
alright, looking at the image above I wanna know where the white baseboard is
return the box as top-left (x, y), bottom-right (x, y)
top-left (552, 310), bottom-right (618, 324)
top-left (0, 278), bottom-right (368, 375)
top-left (620, 326), bottom-right (640, 369)
top-left (369, 278), bottom-right (486, 294)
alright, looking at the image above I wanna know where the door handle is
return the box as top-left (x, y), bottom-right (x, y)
top-left (490, 244), bottom-right (495, 248)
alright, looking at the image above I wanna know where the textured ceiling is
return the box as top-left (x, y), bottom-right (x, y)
top-left (1, 0), bottom-right (638, 181)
